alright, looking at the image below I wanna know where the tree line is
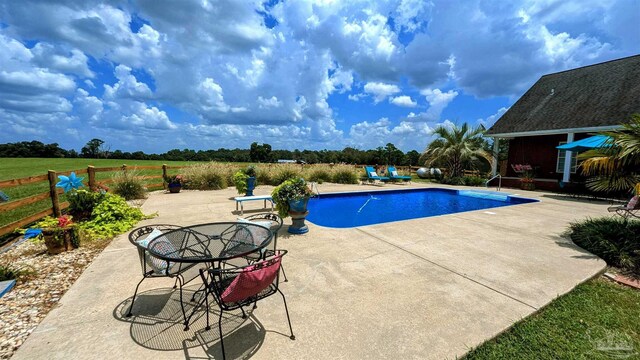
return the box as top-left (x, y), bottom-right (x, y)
top-left (0, 139), bottom-right (422, 166)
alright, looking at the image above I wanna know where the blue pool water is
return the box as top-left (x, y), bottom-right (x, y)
top-left (306, 188), bottom-right (538, 228)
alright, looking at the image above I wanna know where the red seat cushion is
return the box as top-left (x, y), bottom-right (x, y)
top-left (221, 255), bottom-right (282, 304)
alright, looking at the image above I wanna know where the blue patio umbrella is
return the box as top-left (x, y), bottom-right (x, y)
top-left (556, 135), bottom-right (612, 152)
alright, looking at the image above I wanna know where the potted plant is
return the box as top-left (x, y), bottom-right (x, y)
top-left (233, 165), bottom-right (258, 196)
top-left (520, 169), bottom-right (536, 190)
top-left (164, 174), bottom-right (184, 193)
top-left (36, 215), bottom-right (80, 254)
top-left (271, 177), bottom-right (315, 234)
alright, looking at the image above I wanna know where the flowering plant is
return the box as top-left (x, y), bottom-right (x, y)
top-left (271, 178), bottom-right (315, 217)
top-left (164, 174), bottom-right (184, 186)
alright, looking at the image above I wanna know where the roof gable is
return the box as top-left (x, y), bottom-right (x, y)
top-left (486, 55), bottom-right (640, 136)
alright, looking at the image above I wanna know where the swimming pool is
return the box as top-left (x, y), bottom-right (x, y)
top-left (306, 188), bottom-right (538, 228)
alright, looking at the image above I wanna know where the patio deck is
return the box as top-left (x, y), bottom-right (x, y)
top-left (12, 183), bottom-right (607, 359)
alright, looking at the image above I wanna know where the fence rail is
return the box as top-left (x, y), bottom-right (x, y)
top-left (0, 164), bottom-right (184, 238)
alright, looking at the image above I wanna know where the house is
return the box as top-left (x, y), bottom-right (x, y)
top-left (486, 54), bottom-right (640, 190)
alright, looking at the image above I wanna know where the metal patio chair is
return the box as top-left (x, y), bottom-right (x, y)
top-left (240, 213), bottom-right (288, 281)
top-left (608, 195), bottom-right (640, 219)
top-left (198, 250), bottom-right (294, 360)
top-left (126, 224), bottom-right (200, 319)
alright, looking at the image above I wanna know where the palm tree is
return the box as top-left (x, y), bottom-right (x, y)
top-left (580, 114), bottom-right (640, 195)
top-left (421, 123), bottom-right (492, 178)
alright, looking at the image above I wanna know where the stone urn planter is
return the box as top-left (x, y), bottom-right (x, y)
top-left (246, 177), bottom-right (256, 196)
top-left (287, 198), bottom-right (309, 234)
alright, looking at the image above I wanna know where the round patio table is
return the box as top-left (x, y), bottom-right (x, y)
top-left (142, 222), bottom-right (274, 264)
top-left (133, 222), bottom-right (273, 330)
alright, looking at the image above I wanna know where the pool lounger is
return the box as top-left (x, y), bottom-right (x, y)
top-left (234, 195), bottom-right (274, 215)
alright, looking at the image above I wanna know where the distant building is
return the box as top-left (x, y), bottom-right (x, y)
top-left (277, 159), bottom-right (296, 163)
top-left (486, 55), bottom-right (640, 190)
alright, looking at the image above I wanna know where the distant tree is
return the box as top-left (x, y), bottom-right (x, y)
top-left (81, 138), bottom-right (107, 158)
top-left (421, 123), bottom-right (492, 178)
top-left (250, 142), bottom-right (272, 162)
top-left (405, 150), bottom-right (420, 166)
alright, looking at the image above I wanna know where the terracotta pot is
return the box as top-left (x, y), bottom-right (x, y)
top-left (42, 227), bottom-right (77, 255)
top-left (520, 181), bottom-right (536, 190)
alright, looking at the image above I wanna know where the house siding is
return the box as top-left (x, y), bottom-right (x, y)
top-left (505, 133), bottom-right (591, 179)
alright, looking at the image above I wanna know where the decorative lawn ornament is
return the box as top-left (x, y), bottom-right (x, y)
top-left (56, 172), bottom-right (85, 193)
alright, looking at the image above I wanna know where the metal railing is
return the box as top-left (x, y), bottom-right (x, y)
top-left (485, 174), bottom-right (502, 191)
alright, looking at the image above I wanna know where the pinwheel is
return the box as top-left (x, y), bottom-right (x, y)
top-left (55, 172), bottom-right (85, 193)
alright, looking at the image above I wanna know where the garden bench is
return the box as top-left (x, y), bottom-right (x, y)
top-left (234, 195), bottom-right (274, 215)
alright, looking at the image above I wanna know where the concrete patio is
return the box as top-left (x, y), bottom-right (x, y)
top-left (12, 183), bottom-right (607, 359)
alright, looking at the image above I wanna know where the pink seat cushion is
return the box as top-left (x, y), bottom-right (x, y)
top-left (627, 196), bottom-right (639, 209)
top-left (221, 255), bottom-right (282, 304)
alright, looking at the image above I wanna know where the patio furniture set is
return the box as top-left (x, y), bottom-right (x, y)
top-left (125, 213), bottom-right (293, 359)
top-left (364, 165), bottom-right (412, 184)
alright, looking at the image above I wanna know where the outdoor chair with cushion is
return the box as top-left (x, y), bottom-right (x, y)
top-left (608, 196), bottom-right (640, 219)
top-left (364, 166), bottom-right (390, 183)
top-left (198, 250), bottom-right (294, 360)
top-left (126, 224), bottom-right (200, 318)
top-left (238, 213), bottom-right (287, 281)
top-left (387, 166), bottom-right (412, 182)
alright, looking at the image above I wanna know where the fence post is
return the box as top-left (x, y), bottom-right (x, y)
top-left (162, 164), bottom-right (167, 189)
top-left (47, 170), bottom-right (61, 217)
top-left (88, 166), bottom-right (96, 190)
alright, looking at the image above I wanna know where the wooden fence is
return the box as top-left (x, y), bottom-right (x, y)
top-left (0, 164), bottom-right (184, 238)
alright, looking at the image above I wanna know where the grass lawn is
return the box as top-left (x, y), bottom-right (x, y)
top-left (0, 158), bottom-right (213, 232)
top-left (464, 278), bottom-right (640, 359)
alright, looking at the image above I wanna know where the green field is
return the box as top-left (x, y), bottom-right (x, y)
top-left (0, 158), bottom-right (207, 180)
top-left (0, 158), bottom-right (213, 234)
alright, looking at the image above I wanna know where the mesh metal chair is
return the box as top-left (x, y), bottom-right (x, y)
top-left (608, 195), bottom-right (640, 219)
top-left (126, 224), bottom-right (200, 319)
top-left (199, 250), bottom-right (294, 360)
top-left (241, 213), bottom-right (288, 281)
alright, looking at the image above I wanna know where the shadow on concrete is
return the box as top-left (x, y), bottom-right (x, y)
top-left (540, 194), bottom-right (611, 205)
top-left (550, 234), bottom-right (600, 260)
top-left (113, 286), bottom-right (265, 359)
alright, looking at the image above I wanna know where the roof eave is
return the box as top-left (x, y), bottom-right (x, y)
top-left (486, 125), bottom-right (622, 138)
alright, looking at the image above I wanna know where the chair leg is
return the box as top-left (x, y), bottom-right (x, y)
top-left (218, 310), bottom-right (226, 360)
top-left (240, 306), bottom-right (247, 319)
top-left (126, 277), bottom-right (146, 317)
top-left (173, 277), bottom-right (179, 289)
top-left (176, 276), bottom-right (189, 331)
top-left (277, 288), bottom-right (295, 340)
top-left (204, 291), bottom-right (211, 331)
top-left (280, 265), bottom-right (288, 282)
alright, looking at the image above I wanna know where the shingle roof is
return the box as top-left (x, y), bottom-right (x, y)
top-left (486, 55), bottom-right (640, 136)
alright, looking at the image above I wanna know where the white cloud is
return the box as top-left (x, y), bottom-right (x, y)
top-left (477, 106), bottom-right (509, 128)
top-left (103, 65), bottom-right (153, 100)
top-left (390, 95), bottom-right (417, 107)
top-left (406, 88), bottom-right (458, 122)
top-left (364, 82), bottom-right (401, 103)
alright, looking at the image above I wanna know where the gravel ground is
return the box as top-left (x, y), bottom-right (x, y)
top-left (0, 238), bottom-right (111, 359)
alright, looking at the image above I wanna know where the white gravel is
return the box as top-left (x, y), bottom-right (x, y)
top-left (0, 239), bottom-right (109, 359)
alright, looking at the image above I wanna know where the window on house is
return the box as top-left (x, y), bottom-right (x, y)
top-left (556, 142), bottom-right (578, 173)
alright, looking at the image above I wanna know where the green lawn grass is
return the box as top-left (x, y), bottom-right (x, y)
top-left (464, 278), bottom-right (640, 359)
top-left (0, 158), bottom-right (212, 232)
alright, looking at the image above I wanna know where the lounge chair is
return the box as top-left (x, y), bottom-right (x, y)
top-left (608, 196), bottom-right (639, 219)
top-left (387, 166), bottom-right (412, 182)
top-left (364, 166), bottom-right (390, 183)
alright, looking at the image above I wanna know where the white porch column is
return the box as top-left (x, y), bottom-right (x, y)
top-left (562, 133), bottom-right (574, 182)
top-left (491, 138), bottom-right (500, 176)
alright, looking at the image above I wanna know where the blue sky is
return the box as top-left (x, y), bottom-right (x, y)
top-left (0, 0), bottom-right (638, 153)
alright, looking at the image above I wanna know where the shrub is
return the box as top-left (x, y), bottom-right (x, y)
top-left (0, 264), bottom-right (35, 282)
top-left (233, 171), bottom-right (249, 194)
top-left (67, 189), bottom-right (105, 220)
top-left (271, 164), bottom-right (302, 185)
top-left (463, 176), bottom-right (487, 187)
top-left (80, 193), bottom-right (151, 238)
top-left (568, 217), bottom-right (640, 274)
top-left (257, 170), bottom-right (273, 186)
top-left (111, 170), bottom-right (147, 200)
top-left (332, 168), bottom-right (359, 184)
top-left (181, 163), bottom-right (232, 190)
top-left (308, 169), bottom-right (332, 184)
top-left (440, 176), bottom-right (465, 185)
